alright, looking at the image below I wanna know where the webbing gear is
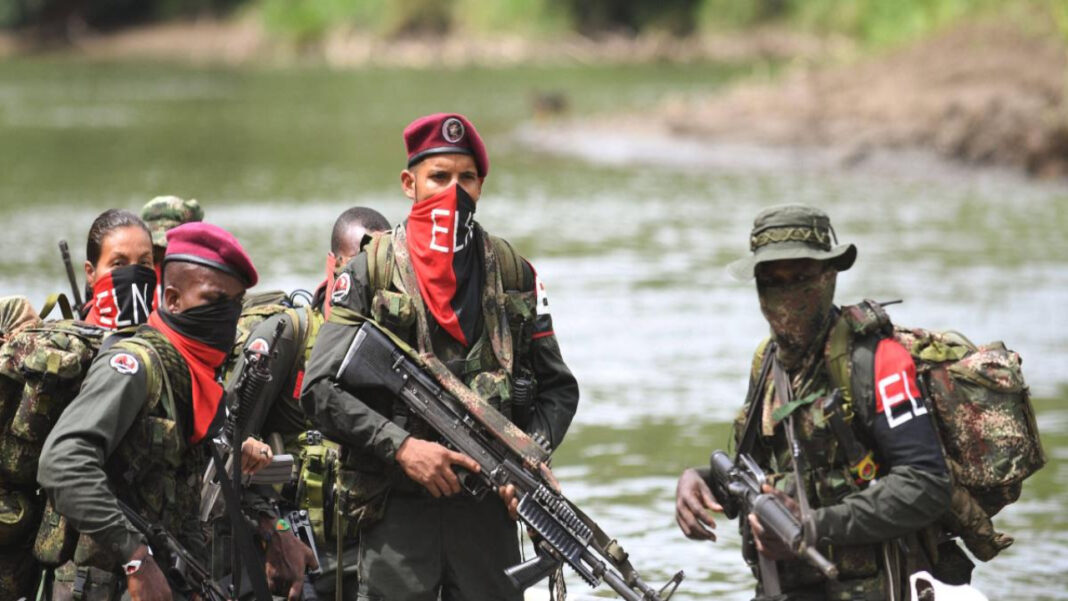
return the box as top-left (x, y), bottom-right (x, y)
top-left (771, 357), bottom-right (818, 552)
top-left (821, 390), bottom-right (878, 484)
top-left (37, 293), bottom-right (74, 320)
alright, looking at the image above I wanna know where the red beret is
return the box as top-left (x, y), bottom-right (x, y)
top-left (163, 222), bottom-right (258, 287)
top-left (404, 113), bottom-right (489, 178)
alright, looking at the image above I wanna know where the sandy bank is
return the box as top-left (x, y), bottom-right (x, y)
top-left (646, 19), bottom-right (1068, 178)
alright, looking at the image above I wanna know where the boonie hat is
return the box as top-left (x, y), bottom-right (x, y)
top-left (727, 204), bottom-right (856, 281)
top-left (141, 196), bottom-right (204, 248)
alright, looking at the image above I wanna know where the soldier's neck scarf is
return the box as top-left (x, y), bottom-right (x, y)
top-left (148, 305), bottom-right (232, 444)
top-left (405, 183), bottom-right (483, 346)
top-left (758, 268), bottom-right (837, 371)
top-left (84, 264), bottom-right (157, 329)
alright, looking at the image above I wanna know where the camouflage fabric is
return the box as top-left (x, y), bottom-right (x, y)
top-left (758, 268), bottom-right (837, 370)
top-left (330, 224), bottom-right (543, 523)
top-left (0, 296), bottom-right (40, 344)
top-left (728, 204), bottom-right (857, 281)
top-left (140, 196), bottom-right (203, 247)
top-left (892, 325), bottom-right (1044, 559)
top-left (0, 321), bottom-right (107, 486)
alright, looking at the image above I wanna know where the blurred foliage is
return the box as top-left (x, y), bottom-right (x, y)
top-left (1, 0), bottom-right (1059, 50)
top-left (0, 0), bottom-right (243, 33)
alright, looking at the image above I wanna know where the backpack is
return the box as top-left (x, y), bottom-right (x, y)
top-left (827, 300), bottom-right (1046, 561)
top-left (0, 296), bottom-right (114, 560)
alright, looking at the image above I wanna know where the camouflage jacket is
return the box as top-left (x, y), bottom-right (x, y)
top-left (301, 224), bottom-right (579, 490)
top-left (727, 308), bottom-right (953, 598)
top-left (37, 325), bottom-right (207, 571)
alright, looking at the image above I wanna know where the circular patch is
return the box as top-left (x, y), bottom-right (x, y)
top-left (331, 272), bottom-right (352, 304)
top-left (442, 117), bottom-right (465, 144)
top-left (109, 353), bottom-right (140, 376)
top-left (248, 337), bottom-right (270, 354)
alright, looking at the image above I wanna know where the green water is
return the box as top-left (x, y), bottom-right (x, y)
top-left (1, 58), bottom-right (1066, 599)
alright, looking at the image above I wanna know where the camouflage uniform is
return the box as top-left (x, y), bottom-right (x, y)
top-left (36, 325), bottom-right (207, 601)
top-left (707, 206), bottom-right (957, 601)
top-left (301, 225), bottom-right (579, 600)
top-left (140, 196), bottom-right (204, 249)
top-left (0, 299), bottom-right (107, 601)
top-left (221, 302), bottom-right (354, 598)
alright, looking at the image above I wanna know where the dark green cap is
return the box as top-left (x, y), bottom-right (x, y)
top-left (140, 196), bottom-right (204, 248)
top-left (727, 204), bottom-right (856, 280)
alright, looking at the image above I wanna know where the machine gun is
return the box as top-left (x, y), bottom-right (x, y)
top-left (117, 499), bottom-right (227, 601)
top-left (336, 322), bottom-right (684, 601)
top-left (707, 450), bottom-right (838, 587)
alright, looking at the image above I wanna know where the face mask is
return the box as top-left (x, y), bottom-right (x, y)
top-left (85, 264), bottom-right (157, 329)
top-left (158, 296), bottom-right (243, 353)
top-left (405, 183), bottom-right (483, 345)
top-left (758, 268), bottom-right (836, 370)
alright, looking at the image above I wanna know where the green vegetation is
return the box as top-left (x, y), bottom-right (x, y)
top-left (2, 0), bottom-right (1061, 50)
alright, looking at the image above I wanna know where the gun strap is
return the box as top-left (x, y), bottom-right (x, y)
top-left (736, 342), bottom-right (775, 458)
top-left (210, 442), bottom-right (273, 601)
top-left (772, 357), bottom-right (816, 549)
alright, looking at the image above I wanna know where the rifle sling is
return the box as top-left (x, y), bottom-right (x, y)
top-left (210, 442), bottom-right (273, 601)
top-left (736, 342), bottom-right (775, 459)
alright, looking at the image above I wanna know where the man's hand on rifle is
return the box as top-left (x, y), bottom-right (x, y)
top-left (498, 462), bottom-right (561, 520)
top-left (125, 544), bottom-right (173, 601)
top-left (395, 436), bottom-right (481, 498)
top-left (241, 437), bottom-right (274, 475)
top-left (260, 515), bottom-right (319, 601)
top-left (675, 468), bottom-right (722, 541)
top-left (747, 484), bottom-right (800, 561)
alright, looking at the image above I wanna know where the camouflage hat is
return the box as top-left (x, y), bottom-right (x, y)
top-left (140, 196), bottom-right (203, 248)
top-left (727, 204), bottom-right (856, 280)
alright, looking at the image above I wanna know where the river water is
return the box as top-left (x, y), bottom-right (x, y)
top-left (0, 59), bottom-right (1065, 599)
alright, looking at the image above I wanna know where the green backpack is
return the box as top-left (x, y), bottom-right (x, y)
top-left (0, 296), bottom-right (114, 566)
top-left (827, 300), bottom-right (1046, 561)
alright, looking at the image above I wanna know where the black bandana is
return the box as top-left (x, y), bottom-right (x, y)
top-left (85, 264), bottom-right (157, 329)
top-left (157, 296), bottom-right (243, 353)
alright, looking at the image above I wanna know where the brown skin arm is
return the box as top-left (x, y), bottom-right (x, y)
top-left (125, 544), bottom-right (173, 601)
top-left (394, 437), bottom-right (482, 498)
top-left (259, 515), bottom-right (319, 601)
top-left (675, 468), bottom-right (722, 541)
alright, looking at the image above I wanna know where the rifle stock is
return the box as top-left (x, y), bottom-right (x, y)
top-left (336, 322), bottom-right (684, 601)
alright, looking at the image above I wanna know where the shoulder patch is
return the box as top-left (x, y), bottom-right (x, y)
top-left (874, 338), bottom-right (927, 428)
top-left (109, 352), bottom-right (140, 375)
top-left (248, 337), bottom-right (270, 354)
top-left (331, 272), bottom-right (352, 304)
top-left (534, 273), bottom-right (551, 316)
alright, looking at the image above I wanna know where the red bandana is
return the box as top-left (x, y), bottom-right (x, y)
top-left (405, 184), bottom-right (481, 346)
top-left (321, 252), bottom-right (337, 319)
top-left (147, 311), bottom-right (227, 444)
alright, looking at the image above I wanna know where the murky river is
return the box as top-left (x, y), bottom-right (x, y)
top-left (1, 58), bottom-right (1065, 599)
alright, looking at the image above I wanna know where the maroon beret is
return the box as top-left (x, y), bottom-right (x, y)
top-left (403, 113), bottom-right (489, 178)
top-left (163, 222), bottom-right (258, 287)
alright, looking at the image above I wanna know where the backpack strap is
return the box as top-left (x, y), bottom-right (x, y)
top-left (489, 236), bottom-right (528, 292)
top-left (365, 230), bottom-right (396, 293)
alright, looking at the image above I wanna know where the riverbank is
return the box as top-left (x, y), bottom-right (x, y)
top-left (632, 17), bottom-right (1068, 178)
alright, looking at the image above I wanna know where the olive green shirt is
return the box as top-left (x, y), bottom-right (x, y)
top-left (38, 346), bottom-right (153, 563)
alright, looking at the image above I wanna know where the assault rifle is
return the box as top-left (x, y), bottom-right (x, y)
top-left (117, 499), bottom-right (227, 601)
top-left (707, 450), bottom-right (838, 592)
top-left (336, 322), bottom-right (684, 601)
top-left (206, 319), bottom-right (288, 601)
